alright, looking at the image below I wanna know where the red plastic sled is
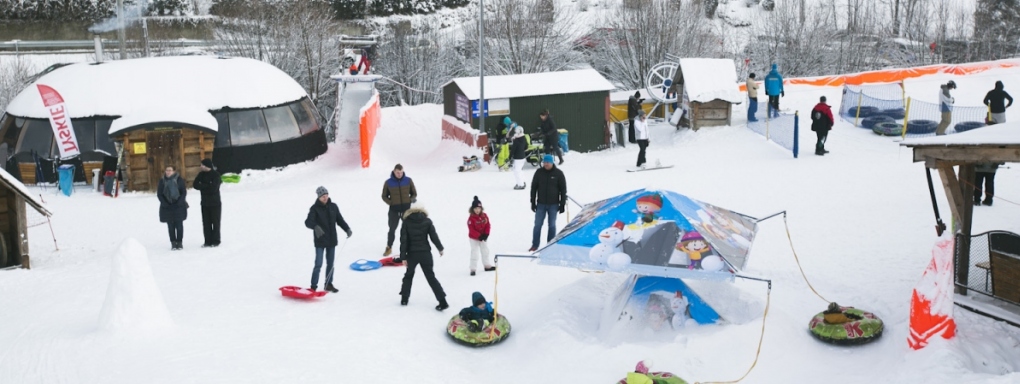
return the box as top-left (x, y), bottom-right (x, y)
top-left (379, 257), bottom-right (406, 267)
top-left (280, 286), bottom-right (327, 299)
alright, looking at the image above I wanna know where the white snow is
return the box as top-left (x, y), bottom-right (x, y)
top-left (109, 105), bottom-right (219, 134)
top-left (680, 58), bottom-right (745, 104)
top-left (902, 122), bottom-right (1020, 146)
top-left (448, 69), bottom-right (615, 100)
top-left (4, 56), bottom-right (309, 129)
top-left (2, 63), bottom-right (1020, 383)
top-left (96, 238), bottom-right (174, 332)
top-left (0, 167), bottom-right (51, 216)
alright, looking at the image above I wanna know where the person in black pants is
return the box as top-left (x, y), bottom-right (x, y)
top-left (305, 186), bottom-right (352, 293)
top-left (974, 162), bottom-right (1002, 206)
top-left (381, 164), bottom-right (416, 258)
top-left (399, 203), bottom-right (448, 311)
top-left (157, 165), bottom-right (189, 250)
top-left (193, 159), bottom-right (222, 247)
top-left (539, 109), bottom-right (564, 165)
top-left (810, 96), bottom-right (834, 155)
top-left (627, 91), bottom-right (643, 144)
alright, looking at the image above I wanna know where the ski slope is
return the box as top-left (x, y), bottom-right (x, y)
top-left (2, 67), bottom-right (1020, 383)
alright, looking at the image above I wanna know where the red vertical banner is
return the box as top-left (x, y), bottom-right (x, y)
top-left (908, 237), bottom-right (957, 350)
top-left (37, 84), bottom-right (81, 159)
top-left (359, 92), bottom-right (381, 168)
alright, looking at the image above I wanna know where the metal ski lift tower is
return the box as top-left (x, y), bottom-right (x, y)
top-left (644, 53), bottom-right (682, 118)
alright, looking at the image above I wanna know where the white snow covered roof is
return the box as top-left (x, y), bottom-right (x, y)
top-left (0, 167), bottom-right (51, 217)
top-left (447, 69), bottom-right (614, 100)
top-left (901, 123), bottom-right (1020, 147)
top-left (5, 56), bottom-right (309, 134)
top-left (679, 58), bottom-right (744, 104)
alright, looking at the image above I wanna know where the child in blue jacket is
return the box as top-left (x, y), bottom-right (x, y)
top-left (459, 292), bottom-right (495, 332)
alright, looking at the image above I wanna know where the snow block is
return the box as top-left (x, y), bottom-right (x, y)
top-left (97, 238), bottom-right (174, 332)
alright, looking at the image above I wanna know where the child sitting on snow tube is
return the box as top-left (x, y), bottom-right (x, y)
top-left (447, 292), bottom-right (511, 346)
top-left (459, 292), bottom-right (495, 332)
top-left (618, 360), bottom-right (687, 384)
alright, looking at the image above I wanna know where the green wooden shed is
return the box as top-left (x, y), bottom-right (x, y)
top-left (442, 69), bottom-right (614, 152)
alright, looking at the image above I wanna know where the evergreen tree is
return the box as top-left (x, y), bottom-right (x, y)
top-left (974, 0), bottom-right (1020, 41)
top-left (332, 0), bottom-right (366, 19)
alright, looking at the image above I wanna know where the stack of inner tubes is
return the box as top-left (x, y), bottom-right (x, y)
top-left (954, 121), bottom-right (986, 133)
top-left (860, 115), bottom-right (894, 129)
top-left (906, 120), bottom-right (938, 135)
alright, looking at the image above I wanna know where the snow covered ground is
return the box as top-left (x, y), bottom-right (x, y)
top-left (3, 68), bottom-right (1020, 383)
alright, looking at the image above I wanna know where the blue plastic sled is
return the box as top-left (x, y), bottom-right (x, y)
top-left (350, 259), bottom-right (383, 271)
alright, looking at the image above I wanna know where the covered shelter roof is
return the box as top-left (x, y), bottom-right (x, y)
top-left (445, 69), bottom-right (615, 100)
top-left (0, 168), bottom-right (51, 217)
top-left (677, 58), bottom-right (744, 104)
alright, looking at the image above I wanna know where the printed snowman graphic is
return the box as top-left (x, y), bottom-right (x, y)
top-left (589, 221), bottom-right (631, 270)
top-left (670, 291), bottom-right (690, 329)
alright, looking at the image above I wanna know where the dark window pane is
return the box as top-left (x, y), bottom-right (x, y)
top-left (264, 105), bottom-right (300, 141)
top-left (213, 112), bottom-right (230, 147)
top-left (95, 119), bottom-right (116, 155)
top-left (291, 99), bottom-right (319, 135)
top-left (20, 119), bottom-right (54, 157)
top-left (71, 119), bottom-right (97, 153)
top-left (0, 114), bottom-right (21, 148)
top-left (227, 109), bottom-right (270, 146)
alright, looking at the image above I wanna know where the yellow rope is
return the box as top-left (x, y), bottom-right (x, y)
top-left (489, 256), bottom-right (499, 338)
top-left (782, 214), bottom-right (829, 303)
top-left (696, 285), bottom-right (771, 384)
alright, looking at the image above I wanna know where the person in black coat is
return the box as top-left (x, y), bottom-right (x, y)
top-left (157, 165), bottom-right (189, 250)
top-left (192, 159), bottom-right (222, 247)
top-left (530, 154), bottom-right (567, 251)
top-left (304, 186), bottom-right (352, 293)
top-left (398, 203), bottom-right (448, 311)
top-left (539, 109), bottom-right (564, 165)
top-left (627, 91), bottom-right (643, 144)
top-left (509, 125), bottom-right (528, 190)
top-left (983, 80), bottom-right (1013, 124)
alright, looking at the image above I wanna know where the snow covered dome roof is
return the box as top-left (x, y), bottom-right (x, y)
top-left (678, 58), bottom-right (744, 104)
top-left (4, 56), bottom-right (309, 134)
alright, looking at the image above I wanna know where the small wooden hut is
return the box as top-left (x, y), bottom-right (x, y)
top-left (672, 59), bottom-right (744, 130)
top-left (0, 168), bottom-right (52, 269)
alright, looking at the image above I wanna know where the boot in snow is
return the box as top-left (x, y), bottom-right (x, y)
top-left (383, 246), bottom-right (392, 256)
top-left (436, 300), bottom-right (449, 311)
top-left (325, 284), bottom-right (338, 293)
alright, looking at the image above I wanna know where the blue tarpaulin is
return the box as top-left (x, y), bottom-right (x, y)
top-left (57, 164), bottom-right (75, 197)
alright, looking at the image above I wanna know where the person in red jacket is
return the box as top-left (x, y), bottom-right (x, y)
top-left (467, 196), bottom-right (495, 276)
top-left (810, 96), bottom-right (834, 156)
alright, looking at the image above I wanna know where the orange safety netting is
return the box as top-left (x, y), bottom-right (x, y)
top-left (360, 93), bottom-right (381, 168)
top-left (740, 59), bottom-right (1020, 91)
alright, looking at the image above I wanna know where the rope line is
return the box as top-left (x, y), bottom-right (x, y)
top-left (782, 214), bottom-right (829, 303)
top-left (695, 283), bottom-right (771, 384)
top-left (377, 75), bottom-right (442, 95)
top-left (490, 254), bottom-right (500, 339)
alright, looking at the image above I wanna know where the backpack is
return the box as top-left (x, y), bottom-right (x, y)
top-left (811, 110), bottom-right (823, 121)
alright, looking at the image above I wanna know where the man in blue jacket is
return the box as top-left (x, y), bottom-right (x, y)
top-left (764, 64), bottom-right (785, 118)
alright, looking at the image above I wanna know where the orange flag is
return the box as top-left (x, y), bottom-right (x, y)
top-left (908, 237), bottom-right (957, 350)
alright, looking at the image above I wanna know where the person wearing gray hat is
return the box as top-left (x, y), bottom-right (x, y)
top-left (304, 186), bottom-right (352, 293)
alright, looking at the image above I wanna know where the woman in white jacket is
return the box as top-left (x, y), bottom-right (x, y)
top-left (634, 110), bottom-right (649, 168)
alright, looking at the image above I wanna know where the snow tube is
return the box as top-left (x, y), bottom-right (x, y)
top-left (879, 108), bottom-right (906, 120)
top-left (872, 122), bottom-right (903, 136)
top-left (954, 121), bottom-right (985, 133)
top-left (221, 173), bottom-right (241, 183)
top-left (808, 307), bottom-right (884, 345)
top-left (848, 106), bottom-right (879, 119)
top-left (615, 372), bottom-right (688, 384)
top-left (906, 120), bottom-right (938, 135)
top-left (280, 286), bottom-right (327, 299)
top-left (447, 313), bottom-right (511, 347)
top-left (860, 115), bottom-right (894, 129)
top-left (350, 259), bottom-right (382, 271)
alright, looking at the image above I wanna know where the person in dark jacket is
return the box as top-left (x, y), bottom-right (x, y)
top-left (398, 203), bottom-right (448, 310)
top-left (530, 154), bottom-right (567, 251)
top-left (157, 165), bottom-right (189, 250)
top-left (509, 125), bottom-right (528, 190)
top-left (459, 291), bottom-right (495, 332)
top-left (627, 91), bottom-right (643, 144)
top-left (539, 110), bottom-right (564, 165)
top-left (983, 81), bottom-right (1013, 124)
top-left (974, 162), bottom-right (1003, 206)
top-left (304, 186), bottom-right (352, 293)
top-left (381, 164), bottom-right (417, 258)
top-left (192, 159), bottom-right (222, 247)
top-left (810, 96), bottom-right (835, 156)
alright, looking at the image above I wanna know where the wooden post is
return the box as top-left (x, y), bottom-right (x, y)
top-left (15, 197), bottom-right (28, 269)
top-left (956, 164), bottom-right (976, 295)
top-left (199, 131), bottom-right (205, 160)
top-left (123, 134), bottom-right (131, 191)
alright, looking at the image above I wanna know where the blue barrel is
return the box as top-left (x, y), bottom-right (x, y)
top-left (558, 129), bottom-right (569, 153)
top-left (57, 164), bottom-right (75, 196)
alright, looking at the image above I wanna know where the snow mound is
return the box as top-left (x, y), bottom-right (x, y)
top-left (97, 238), bottom-right (174, 332)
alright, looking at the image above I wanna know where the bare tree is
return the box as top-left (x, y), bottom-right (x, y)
top-left (374, 22), bottom-right (466, 106)
top-left (0, 57), bottom-right (32, 112)
top-left (462, 0), bottom-right (586, 76)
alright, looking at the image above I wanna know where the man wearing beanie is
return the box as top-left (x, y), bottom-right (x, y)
top-left (381, 164), bottom-right (417, 258)
top-left (983, 80), bottom-right (1013, 124)
top-left (305, 186), bottom-right (352, 293)
top-left (192, 158), bottom-right (222, 247)
top-left (530, 154), bottom-right (567, 252)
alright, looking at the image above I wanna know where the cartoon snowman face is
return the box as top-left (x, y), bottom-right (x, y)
top-left (670, 295), bottom-right (686, 313)
top-left (598, 226), bottom-right (623, 246)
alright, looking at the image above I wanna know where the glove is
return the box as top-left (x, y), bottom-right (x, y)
top-left (439, 250), bottom-right (445, 257)
top-left (345, 229), bottom-right (352, 238)
top-left (313, 225), bottom-right (325, 238)
top-left (531, 202), bottom-right (537, 212)
top-left (478, 233), bottom-right (489, 242)
top-left (781, 91), bottom-right (785, 97)
top-left (558, 204), bottom-right (565, 213)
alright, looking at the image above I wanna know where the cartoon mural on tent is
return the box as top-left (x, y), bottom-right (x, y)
top-left (539, 189), bottom-right (758, 280)
top-left (600, 275), bottom-right (722, 339)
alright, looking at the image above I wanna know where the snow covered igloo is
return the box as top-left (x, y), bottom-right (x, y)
top-left (0, 56), bottom-right (327, 191)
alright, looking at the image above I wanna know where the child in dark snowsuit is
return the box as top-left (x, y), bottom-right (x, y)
top-left (459, 292), bottom-right (495, 332)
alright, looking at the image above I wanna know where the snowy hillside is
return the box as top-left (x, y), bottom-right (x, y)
top-left (2, 61), bottom-right (1020, 382)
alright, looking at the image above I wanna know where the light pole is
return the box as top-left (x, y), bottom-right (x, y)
top-left (117, 0), bottom-right (126, 59)
top-left (478, 0), bottom-right (485, 136)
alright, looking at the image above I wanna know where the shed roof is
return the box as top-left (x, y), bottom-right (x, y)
top-left (679, 58), bottom-right (743, 104)
top-left (5, 56), bottom-right (309, 133)
top-left (901, 123), bottom-right (1020, 163)
top-left (447, 69), bottom-right (614, 100)
top-left (0, 168), bottom-right (51, 217)
top-left (901, 123), bottom-right (1020, 147)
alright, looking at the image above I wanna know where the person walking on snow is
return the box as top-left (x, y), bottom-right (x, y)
top-left (746, 73), bottom-right (759, 122)
top-left (192, 159), bottom-right (221, 247)
top-left (627, 91), bottom-right (643, 143)
top-left (510, 125), bottom-right (528, 190)
top-left (764, 64), bottom-right (784, 118)
top-left (935, 80), bottom-right (956, 135)
top-left (540, 109), bottom-right (564, 165)
top-left (467, 196), bottom-right (495, 275)
top-left (974, 162), bottom-right (1003, 206)
top-left (399, 203), bottom-right (449, 311)
top-left (304, 186), bottom-right (352, 293)
top-left (983, 81), bottom-right (1013, 124)
top-left (811, 96), bottom-right (834, 156)
top-left (634, 110), bottom-right (650, 168)
top-left (530, 154), bottom-right (567, 252)
top-left (382, 164), bottom-right (417, 259)
top-left (157, 165), bottom-right (189, 250)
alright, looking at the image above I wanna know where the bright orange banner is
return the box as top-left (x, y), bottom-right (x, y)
top-left (360, 93), bottom-right (381, 168)
top-left (739, 59), bottom-right (1020, 91)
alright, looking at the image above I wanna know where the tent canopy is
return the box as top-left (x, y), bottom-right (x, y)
top-left (537, 189), bottom-right (758, 280)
